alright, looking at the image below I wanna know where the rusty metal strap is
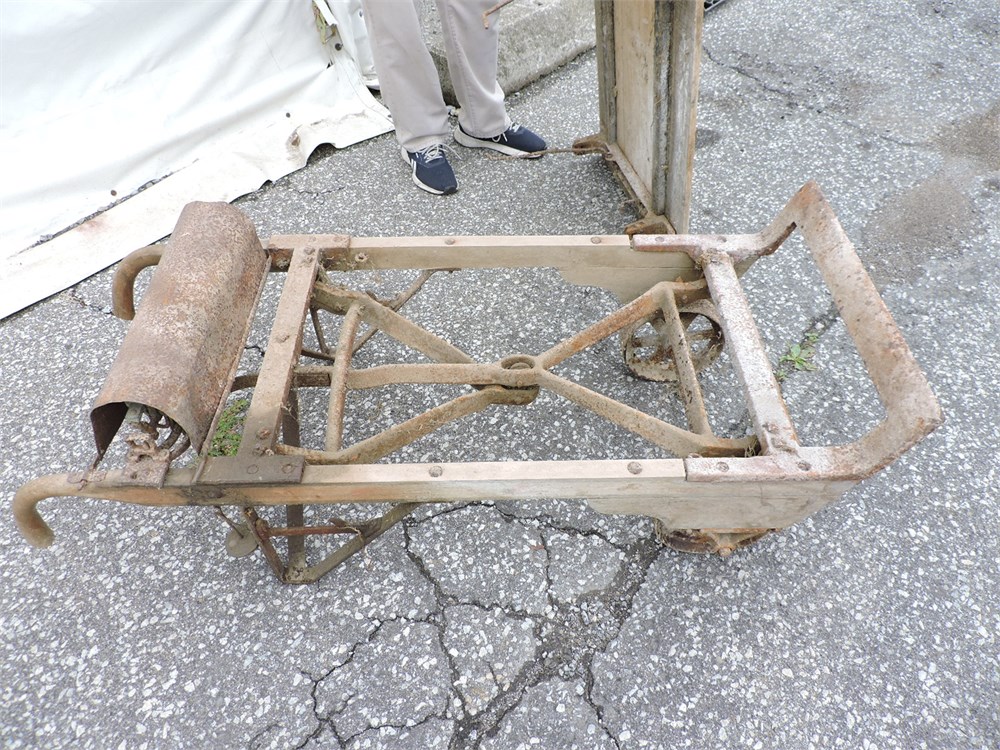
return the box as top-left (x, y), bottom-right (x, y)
top-left (238, 246), bottom-right (320, 460)
top-left (700, 251), bottom-right (799, 456)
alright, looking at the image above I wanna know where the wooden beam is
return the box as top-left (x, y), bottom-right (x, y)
top-left (664, 0), bottom-right (704, 233)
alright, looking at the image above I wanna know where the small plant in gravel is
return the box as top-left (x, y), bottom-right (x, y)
top-left (775, 331), bottom-right (820, 382)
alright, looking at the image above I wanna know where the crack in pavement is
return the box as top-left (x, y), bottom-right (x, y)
top-left (490, 503), bottom-right (632, 555)
top-left (701, 46), bottom-right (925, 149)
top-left (341, 709), bottom-right (450, 748)
top-left (248, 722), bottom-right (281, 750)
top-left (446, 530), bottom-right (664, 749)
top-left (67, 288), bottom-right (116, 317)
top-left (286, 503), bottom-right (665, 749)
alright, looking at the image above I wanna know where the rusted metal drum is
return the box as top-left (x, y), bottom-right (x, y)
top-left (90, 202), bottom-right (268, 455)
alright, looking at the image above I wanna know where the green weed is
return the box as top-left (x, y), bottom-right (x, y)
top-left (209, 398), bottom-right (251, 457)
top-left (776, 331), bottom-right (820, 382)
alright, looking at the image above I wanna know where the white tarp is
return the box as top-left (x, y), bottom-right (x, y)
top-left (0, 0), bottom-right (392, 320)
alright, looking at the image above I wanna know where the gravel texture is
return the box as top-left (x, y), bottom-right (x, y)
top-left (2, 1), bottom-right (998, 748)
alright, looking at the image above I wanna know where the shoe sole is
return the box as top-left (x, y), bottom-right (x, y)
top-left (453, 127), bottom-right (544, 159)
top-left (400, 148), bottom-right (457, 195)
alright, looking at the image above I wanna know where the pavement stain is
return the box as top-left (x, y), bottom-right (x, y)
top-left (863, 103), bottom-right (1000, 285)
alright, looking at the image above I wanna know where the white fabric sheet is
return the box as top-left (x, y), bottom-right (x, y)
top-left (0, 0), bottom-right (392, 320)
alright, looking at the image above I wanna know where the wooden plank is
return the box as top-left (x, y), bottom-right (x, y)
top-left (612, 0), bottom-right (656, 198)
top-left (44, 461), bottom-right (855, 531)
top-left (557, 265), bottom-right (701, 303)
top-left (270, 234), bottom-right (700, 273)
top-left (648, 0), bottom-right (674, 215)
top-left (594, 0), bottom-right (617, 142)
top-left (586, 479), bottom-right (856, 530)
top-left (664, 0), bottom-right (704, 232)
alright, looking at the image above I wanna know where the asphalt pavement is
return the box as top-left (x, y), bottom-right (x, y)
top-left (2, 1), bottom-right (998, 748)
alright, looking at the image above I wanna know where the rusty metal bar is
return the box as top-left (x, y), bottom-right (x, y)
top-left (700, 251), bottom-right (798, 456)
top-left (326, 304), bottom-right (363, 452)
top-left (305, 272), bottom-right (437, 364)
top-left (536, 286), bottom-right (662, 369)
top-left (111, 244), bottom-right (163, 320)
top-left (792, 181), bottom-right (943, 475)
top-left (244, 507), bottom-right (286, 581)
top-left (309, 306), bottom-right (329, 355)
top-left (313, 284), bottom-right (476, 366)
top-left (346, 363), bottom-right (535, 390)
top-left (535, 370), bottom-right (753, 457)
top-left (279, 386), bottom-right (536, 465)
top-left (656, 288), bottom-right (712, 435)
top-left (282, 388), bottom-right (306, 570)
top-left (350, 270), bottom-right (436, 354)
top-left (239, 246), bottom-right (320, 459)
top-left (293, 503), bottom-right (419, 584)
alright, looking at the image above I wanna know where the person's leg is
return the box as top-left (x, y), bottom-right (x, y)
top-left (436, 0), bottom-right (546, 157)
top-left (434, 0), bottom-right (508, 139)
top-left (360, 0), bottom-right (451, 151)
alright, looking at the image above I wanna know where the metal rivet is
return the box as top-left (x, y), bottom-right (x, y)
top-left (716, 461), bottom-right (730, 472)
top-left (282, 463), bottom-right (295, 474)
top-left (590, 236), bottom-right (601, 244)
top-left (797, 461), bottom-right (812, 471)
top-left (429, 465), bottom-right (443, 477)
top-left (277, 333), bottom-right (289, 343)
top-left (627, 461), bottom-right (643, 475)
top-left (654, 236), bottom-right (665, 243)
top-left (247, 465), bottom-right (259, 474)
top-left (445, 238), bottom-right (456, 245)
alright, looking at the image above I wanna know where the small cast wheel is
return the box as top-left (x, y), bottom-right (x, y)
top-left (621, 298), bottom-right (724, 382)
top-left (652, 520), bottom-right (774, 556)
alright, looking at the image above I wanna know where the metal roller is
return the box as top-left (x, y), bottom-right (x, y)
top-left (90, 202), bottom-right (268, 456)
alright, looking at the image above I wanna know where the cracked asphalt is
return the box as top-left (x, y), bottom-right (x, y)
top-left (2, 1), bottom-right (998, 748)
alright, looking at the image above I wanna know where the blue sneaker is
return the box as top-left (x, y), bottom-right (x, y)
top-left (454, 123), bottom-right (546, 158)
top-left (400, 144), bottom-right (457, 195)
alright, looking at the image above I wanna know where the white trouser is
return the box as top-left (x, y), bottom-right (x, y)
top-left (360, 0), bottom-right (510, 152)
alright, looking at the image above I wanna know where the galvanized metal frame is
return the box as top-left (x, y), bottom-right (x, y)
top-left (14, 182), bottom-right (942, 582)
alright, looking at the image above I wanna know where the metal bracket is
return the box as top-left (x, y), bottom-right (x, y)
top-left (197, 455), bottom-right (306, 485)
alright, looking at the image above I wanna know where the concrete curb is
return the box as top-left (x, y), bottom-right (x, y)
top-left (418, 0), bottom-right (596, 103)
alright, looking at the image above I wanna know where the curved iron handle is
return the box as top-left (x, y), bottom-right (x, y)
top-left (686, 181), bottom-right (943, 483)
top-left (111, 245), bottom-right (163, 320)
top-left (13, 474), bottom-right (82, 548)
top-left (14, 472), bottom-right (188, 548)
